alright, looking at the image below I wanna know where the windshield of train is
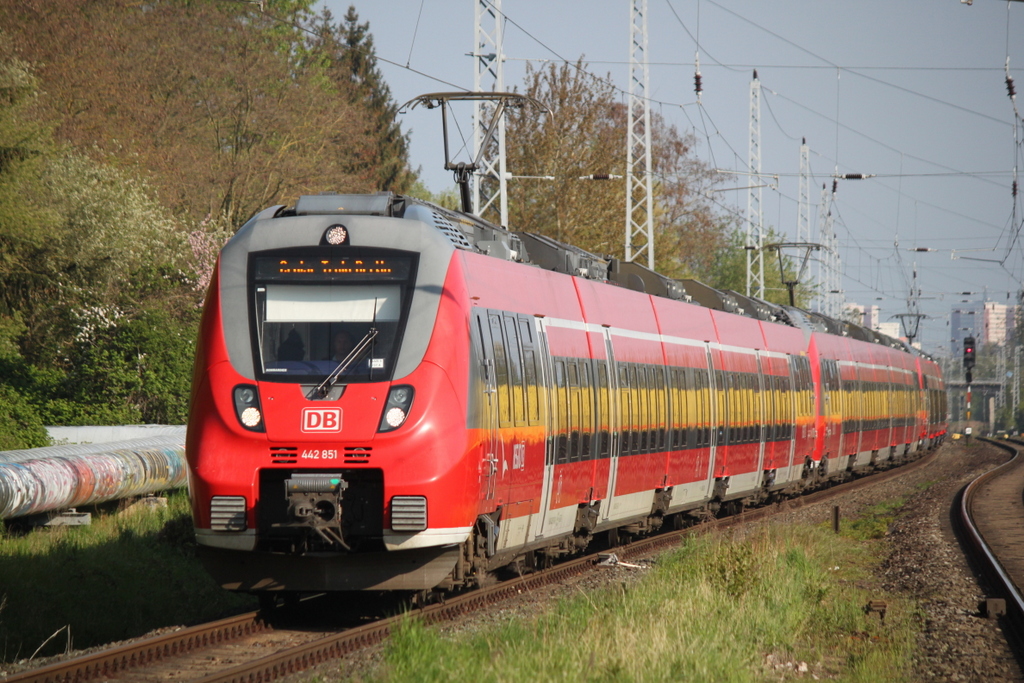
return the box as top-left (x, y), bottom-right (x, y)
top-left (251, 249), bottom-right (416, 383)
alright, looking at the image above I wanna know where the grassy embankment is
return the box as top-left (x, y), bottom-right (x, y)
top-left (349, 499), bottom-right (919, 683)
top-left (0, 493), bottom-right (921, 680)
top-left (0, 491), bottom-right (254, 663)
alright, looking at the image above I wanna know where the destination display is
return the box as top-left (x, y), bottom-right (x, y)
top-left (253, 253), bottom-right (413, 282)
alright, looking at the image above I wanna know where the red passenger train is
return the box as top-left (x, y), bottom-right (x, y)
top-left (186, 192), bottom-right (947, 596)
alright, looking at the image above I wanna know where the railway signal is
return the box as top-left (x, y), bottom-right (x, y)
top-left (964, 336), bottom-right (976, 370)
top-left (963, 336), bottom-right (974, 436)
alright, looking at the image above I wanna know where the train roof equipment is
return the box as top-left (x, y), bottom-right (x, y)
top-left (274, 191), bottom-right (927, 358)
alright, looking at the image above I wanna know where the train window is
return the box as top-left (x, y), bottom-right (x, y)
top-left (772, 374), bottom-right (780, 442)
top-left (255, 283), bottom-right (407, 383)
top-left (693, 370), bottom-right (701, 448)
top-left (490, 315), bottom-right (512, 426)
top-left (737, 374), bottom-right (745, 444)
top-left (634, 366), bottom-right (646, 452)
top-left (776, 374), bottom-right (784, 441)
top-left (503, 316), bottom-right (526, 426)
top-left (673, 368), bottom-right (687, 449)
top-left (626, 366), bottom-right (640, 453)
top-left (696, 370), bottom-right (704, 444)
top-left (474, 314), bottom-right (496, 411)
top-left (582, 363), bottom-right (594, 460)
top-left (554, 360), bottom-right (568, 463)
top-left (653, 367), bottom-right (667, 450)
top-left (747, 374), bottom-right (756, 443)
top-left (739, 373), bottom-right (747, 443)
top-left (597, 363), bottom-right (610, 458)
top-left (618, 365), bottom-right (632, 456)
top-left (519, 318), bottom-right (541, 425)
top-left (780, 373), bottom-right (790, 440)
top-left (567, 361), bottom-right (582, 462)
top-left (735, 373), bottom-right (744, 443)
top-left (717, 370), bottom-right (728, 446)
top-left (523, 347), bottom-right (540, 424)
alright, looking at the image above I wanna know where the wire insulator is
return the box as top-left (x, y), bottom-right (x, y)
top-left (832, 179), bottom-right (838, 195)
top-left (694, 71), bottom-right (703, 96)
top-left (1008, 75), bottom-right (1017, 100)
top-left (1013, 179), bottom-right (1019, 198)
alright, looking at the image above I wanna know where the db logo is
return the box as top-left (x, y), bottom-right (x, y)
top-left (301, 408), bottom-right (342, 432)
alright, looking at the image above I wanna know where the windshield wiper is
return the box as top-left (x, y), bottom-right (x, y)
top-left (316, 328), bottom-right (379, 398)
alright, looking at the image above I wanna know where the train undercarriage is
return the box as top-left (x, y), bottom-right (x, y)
top-left (202, 436), bottom-right (939, 607)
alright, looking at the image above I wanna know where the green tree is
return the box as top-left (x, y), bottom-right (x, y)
top-left (706, 225), bottom-right (815, 308)
top-left (501, 60), bottom-right (730, 281)
top-left (0, 314), bottom-right (49, 448)
top-left (0, 42), bottom-right (58, 320)
top-left (0, 0), bottom-right (376, 224)
top-left (503, 61), bottom-right (625, 251)
top-left (309, 5), bottom-right (415, 193)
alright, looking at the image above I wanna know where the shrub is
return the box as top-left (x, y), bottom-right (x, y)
top-left (0, 384), bottom-right (49, 450)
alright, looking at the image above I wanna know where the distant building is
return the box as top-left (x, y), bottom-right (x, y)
top-left (862, 305), bottom-right (881, 331)
top-left (843, 303), bottom-right (881, 331)
top-left (982, 302), bottom-right (1015, 346)
top-left (951, 301), bottom-right (1016, 354)
top-left (951, 303), bottom-right (981, 356)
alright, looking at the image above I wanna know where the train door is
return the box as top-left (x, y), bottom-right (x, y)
top-left (708, 345), bottom-right (726, 479)
top-left (472, 311), bottom-right (500, 507)
top-left (833, 360), bottom-right (846, 460)
top-left (599, 327), bottom-right (621, 525)
top-left (754, 353), bottom-right (767, 477)
top-left (782, 360), bottom-right (798, 483)
top-left (848, 366), bottom-right (863, 458)
top-left (534, 317), bottom-right (558, 537)
top-left (823, 358), bottom-right (842, 462)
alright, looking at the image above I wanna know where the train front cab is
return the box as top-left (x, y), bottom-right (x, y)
top-left (187, 206), bottom-right (485, 593)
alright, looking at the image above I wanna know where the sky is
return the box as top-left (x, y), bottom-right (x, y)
top-left (323, 0), bottom-right (1024, 357)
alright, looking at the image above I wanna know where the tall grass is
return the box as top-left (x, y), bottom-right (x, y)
top-left (369, 524), bottom-right (916, 683)
top-left (0, 492), bottom-right (254, 663)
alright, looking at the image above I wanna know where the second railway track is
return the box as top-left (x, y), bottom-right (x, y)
top-left (958, 436), bottom-right (1024, 648)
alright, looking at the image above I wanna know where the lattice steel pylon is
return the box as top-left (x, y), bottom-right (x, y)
top-left (626, 0), bottom-right (655, 268)
top-left (814, 183), bottom-right (833, 315)
top-left (816, 182), bottom-right (843, 319)
top-left (746, 71), bottom-right (764, 299)
top-left (473, 0), bottom-right (508, 225)
top-left (1014, 345), bottom-right (1020, 413)
top-left (797, 138), bottom-right (810, 244)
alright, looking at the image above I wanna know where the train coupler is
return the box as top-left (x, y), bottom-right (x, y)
top-left (280, 473), bottom-right (351, 550)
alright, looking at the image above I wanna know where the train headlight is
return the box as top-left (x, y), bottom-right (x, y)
top-left (378, 385), bottom-right (414, 432)
top-left (324, 224), bottom-right (349, 245)
top-left (233, 385), bottom-right (265, 432)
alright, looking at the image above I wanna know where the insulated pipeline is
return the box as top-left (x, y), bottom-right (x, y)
top-left (0, 434), bottom-right (187, 520)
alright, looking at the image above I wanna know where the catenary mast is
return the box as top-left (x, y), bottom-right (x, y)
top-left (626, 0), bottom-right (655, 268)
top-left (473, 0), bottom-right (508, 226)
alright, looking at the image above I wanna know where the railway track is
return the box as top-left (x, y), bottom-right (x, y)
top-left (957, 436), bottom-right (1024, 648)
top-left (3, 447), bottom-right (941, 683)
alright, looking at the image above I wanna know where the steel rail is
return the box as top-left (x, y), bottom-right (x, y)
top-left (1, 612), bottom-right (265, 683)
top-left (190, 447), bottom-right (943, 683)
top-left (957, 437), bottom-right (1024, 645)
top-left (4, 446), bottom-right (941, 683)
